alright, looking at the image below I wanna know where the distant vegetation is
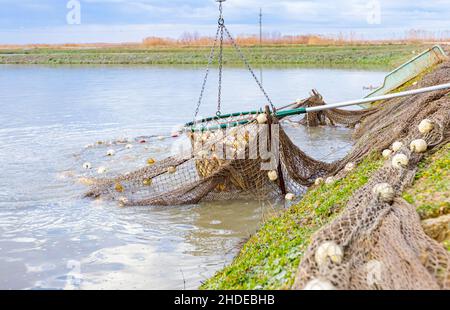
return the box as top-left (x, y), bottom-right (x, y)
top-left (0, 30), bottom-right (447, 67)
top-left (0, 44), bottom-right (429, 68)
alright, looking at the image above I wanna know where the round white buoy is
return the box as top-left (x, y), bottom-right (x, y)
top-left (418, 119), bottom-right (434, 134)
top-left (409, 139), bottom-right (427, 153)
top-left (315, 241), bottom-right (344, 266)
top-left (268, 170), bottom-right (278, 181)
top-left (392, 141), bottom-right (403, 152)
top-left (97, 166), bottom-right (107, 174)
top-left (325, 177), bottom-right (335, 185)
top-left (392, 153), bottom-right (409, 169)
top-left (344, 162), bottom-right (355, 172)
top-left (303, 278), bottom-right (336, 290)
top-left (83, 162), bottom-right (92, 170)
top-left (315, 177), bottom-right (324, 186)
top-left (118, 197), bottom-right (128, 207)
top-left (257, 114), bottom-right (268, 124)
top-left (285, 193), bottom-right (295, 201)
top-left (372, 183), bottom-right (395, 203)
top-left (382, 149), bottom-right (393, 159)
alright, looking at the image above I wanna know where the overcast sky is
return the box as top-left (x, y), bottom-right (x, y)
top-left (0, 0), bottom-right (449, 44)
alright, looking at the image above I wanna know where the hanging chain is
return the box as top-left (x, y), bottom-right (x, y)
top-left (217, 1), bottom-right (225, 116)
top-left (194, 0), bottom-right (274, 119)
top-left (223, 25), bottom-right (275, 110)
top-left (193, 25), bottom-right (221, 119)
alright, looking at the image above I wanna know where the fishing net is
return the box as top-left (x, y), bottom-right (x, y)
top-left (293, 62), bottom-right (450, 290)
top-left (83, 116), bottom-right (338, 206)
top-left (79, 58), bottom-right (450, 289)
top-left (286, 89), bottom-right (379, 128)
top-left (82, 62), bottom-right (450, 209)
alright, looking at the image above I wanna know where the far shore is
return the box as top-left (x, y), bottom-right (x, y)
top-left (0, 43), bottom-right (436, 68)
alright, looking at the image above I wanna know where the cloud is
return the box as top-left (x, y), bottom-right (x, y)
top-left (0, 0), bottom-right (449, 43)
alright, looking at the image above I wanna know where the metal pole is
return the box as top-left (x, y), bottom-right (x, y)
top-left (305, 82), bottom-right (450, 113)
top-left (259, 8), bottom-right (263, 85)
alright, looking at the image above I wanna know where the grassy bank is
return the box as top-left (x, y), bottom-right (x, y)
top-left (0, 44), bottom-right (424, 67)
top-left (202, 140), bottom-right (450, 290)
top-left (404, 143), bottom-right (450, 220)
top-left (201, 154), bottom-right (384, 290)
top-left (202, 142), bottom-right (450, 290)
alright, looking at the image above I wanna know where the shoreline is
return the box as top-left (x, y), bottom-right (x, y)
top-left (0, 44), bottom-right (426, 68)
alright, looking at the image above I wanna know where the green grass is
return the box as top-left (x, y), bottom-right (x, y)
top-left (202, 143), bottom-right (450, 289)
top-left (403, 143), bottom-right (450, 220)
top-left (0, 44), bottom-right (424, 67)
top-left (201, 153), bottom-right (383, 290)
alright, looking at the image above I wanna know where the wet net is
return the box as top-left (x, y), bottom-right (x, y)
top-left (82, 62), bottom-right (450, 209)
top-left (79, 60), bottom-right (450, 289)
top-left (83, 115), bottom-right (339, 206)
top-left (286, 89), bottom-right (379, 128)
top-left (293, 61), bottom-right (450, 290)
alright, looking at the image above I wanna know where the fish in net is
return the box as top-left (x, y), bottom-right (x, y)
top-left (82, 116), bottom-right (341, 207)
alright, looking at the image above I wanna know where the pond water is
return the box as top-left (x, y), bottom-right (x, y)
top-left (0, 65), bottom-right (386, 289)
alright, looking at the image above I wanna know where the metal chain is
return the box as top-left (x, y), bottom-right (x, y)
top-left (195, 0), bottom-right (274, 119)
top-left (193, 25), bottom-right (221, 119)
top-left (223, 25), bottom-right (275, 110)
top-left (217, 2), bottom-right (225, 116)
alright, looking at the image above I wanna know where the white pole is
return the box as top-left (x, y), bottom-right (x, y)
top-left (305, 82), bottom-right (450, 113)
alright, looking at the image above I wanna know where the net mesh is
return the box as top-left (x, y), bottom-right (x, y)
top-left (289, 89), bottom-right (379, 128)
top-left (83, 118), bottom-right (336, 206)
top-left (293, 61), bottom-right (450, 290)
top-left (80, 61), bottom-right (450, 289)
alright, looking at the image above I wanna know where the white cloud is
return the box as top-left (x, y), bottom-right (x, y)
top-left (0, 0), bottom-right (449, 43)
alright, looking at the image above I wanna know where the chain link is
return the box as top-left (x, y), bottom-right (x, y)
top-left (216, 0), bottom-right (225, 115)
top-left (195, 0), bottom-right (274, 119)
top-left (217, 27), bottom-right (224, 115)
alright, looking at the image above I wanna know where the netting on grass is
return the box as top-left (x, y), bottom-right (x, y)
top-left (293, 62), bottom-right (450, 290)
top-left (78, 59), bottom-right (450, 290)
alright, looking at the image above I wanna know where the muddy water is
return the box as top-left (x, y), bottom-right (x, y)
top-left (0, 65), bottom-right (386, 289)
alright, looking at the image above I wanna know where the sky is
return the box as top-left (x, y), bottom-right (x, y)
top-left (0, 0), bottom-right (449, 44)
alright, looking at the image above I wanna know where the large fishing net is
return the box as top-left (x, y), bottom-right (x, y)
top-left (78, 54), bottom-right (450, 289)
top-left (82, 62), bottom-right (450, 209)
top-left (83, 116), bottom-right (339, 206)
top-left (293, 61), bottom-right (450, 290)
